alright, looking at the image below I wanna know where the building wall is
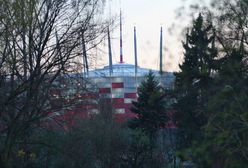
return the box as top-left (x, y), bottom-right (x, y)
top-left (89, 76), bottom-right (139, 122)
top-left (47, 71), bottom-right (175, 126)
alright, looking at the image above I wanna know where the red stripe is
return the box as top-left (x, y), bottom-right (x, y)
top-left (113, 104), bottom-right (133, 109)
top-left (112, 98), bottom-right (124, 104)
top-left (99, 88), bottom-right (111, 93)
top-left (112, 82), bottom-right (124, 88)
top-left (124, 93), bottom-right (137, 98)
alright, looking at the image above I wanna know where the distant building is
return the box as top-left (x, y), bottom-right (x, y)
top-left (48, 11), bottom-right (175, 126)
top-left (86, 63), bottom-right (174, 122)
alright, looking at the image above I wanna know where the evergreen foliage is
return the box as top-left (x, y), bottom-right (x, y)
top-left (175, 14), bottom-right (217, 91)
top-left (193, 43), bottom-right (248, 168)
top-left (129, 71), bottom-right (168, 167)
top-left (129, 71), bottom-right (167, 137)
top-left (174, 13), bottom-right (218, 150)
top-left (174, 5), bottom-right (248, 167)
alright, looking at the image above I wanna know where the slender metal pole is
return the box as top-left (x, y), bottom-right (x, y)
top-left (134, 26), bottom-right (138, 77)
top-left (55, 30), bottom-right (63, 71)
top-left (108, 27), bottom-right (113, 76)
top-left (159, 27), bottom-right (163, 76)
top-left (81, 32), bottom-right (89, 77)
top-left (120, 9), bottom-right (123, 63)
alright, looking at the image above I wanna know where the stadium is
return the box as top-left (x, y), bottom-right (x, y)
top-left (49, 14), bottom-right (175, 126)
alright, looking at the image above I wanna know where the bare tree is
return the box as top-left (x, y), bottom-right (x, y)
top-left (0, 0), bottom-right (108, 167)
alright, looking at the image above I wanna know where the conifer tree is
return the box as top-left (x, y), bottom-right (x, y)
top-left (194, 40), bottom-right (248, 167)
top-left (174, 13), bottom-right (218, 150)
top-left (129, 71), bottom-right (168, 166)
top-left (175, 13), bottom-right (217, 92)
top-left (129, 71), bottom-right (167, 138)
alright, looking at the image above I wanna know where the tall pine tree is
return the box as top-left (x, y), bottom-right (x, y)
top-left (174, 13), bottom-right (218, 151)
top-left (129, 71), bottom-right (168, 166)
top-left (194, 39), bottom-right (248, 168)
top-left (129, 71), bottom-right (167, 138)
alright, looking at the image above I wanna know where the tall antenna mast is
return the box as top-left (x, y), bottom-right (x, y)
top-left (108, 27), bottom-right (113, 76)
top-left (77, 0), bottom-right (88, 76)
top-left (81, 32), bottom-right (89, 77)
top-left (159, 27), bottom-right (163, 76)
top-left (55, 30), bottom-right (63, 71)
top-left (134, 26), bottom-right (138, 76)
top-left (120, 9), bottom-right (123, 63)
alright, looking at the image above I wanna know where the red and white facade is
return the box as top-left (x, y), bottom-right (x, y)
top-left (86, 63), bottom-right (175, 123)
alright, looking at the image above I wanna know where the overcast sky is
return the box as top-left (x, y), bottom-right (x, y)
top-left (95, 0), bottom-right (208, 72)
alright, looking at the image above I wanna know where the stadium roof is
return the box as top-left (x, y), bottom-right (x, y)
top-left (88, 63), bottom-right (173, 78)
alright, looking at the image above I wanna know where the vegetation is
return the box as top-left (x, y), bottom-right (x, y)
top-left (174, 13), bottom-right (217, 151)
top-left (129, 71), bottom-right (167, 140)
top-left (0, 0), bottom-right (107, 167)
top-left (1, 0), bottom-right (248, 168)
top-left (129, 71), bottom-right (170, 168)
top-left (173, 0), bottom-right (248, 167)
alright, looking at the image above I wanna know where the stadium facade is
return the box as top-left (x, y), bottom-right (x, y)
top-left (86, 63), bottom-right (174, 122)
top-left (49, 12), bottom-right (175, 126)
top-left (80, 17), bottom-right (175, 124)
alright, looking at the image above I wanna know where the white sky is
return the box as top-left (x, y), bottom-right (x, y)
top-left (95, 0), bottom-right (209, 72)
